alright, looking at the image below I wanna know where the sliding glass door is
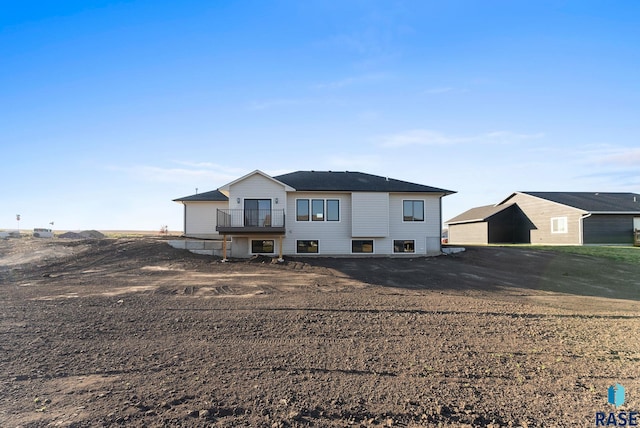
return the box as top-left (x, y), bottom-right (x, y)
top-left (244, 199), bottom-right (272, 227)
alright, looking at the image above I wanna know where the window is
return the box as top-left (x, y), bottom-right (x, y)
top-left (296, 199), bottom-right (340, 222)
top-left (251, 240), bottom-right (274, 253)
top-left (311, 199), bottom-right (324, 221)
top-left (352, 240), bottom-right (374, 253)
top-left (296, 199), bottom-right (309, 221)
top-left (327, 199), bottom-right (340, 221)
top-left (403, 200), bottom-right (424, 222)
top-left (393, 240), bottom-right (415, 253)
top-left (551, 217), bottom-right (568, 234)
top-left (297, 240), bottom-right (319, 253)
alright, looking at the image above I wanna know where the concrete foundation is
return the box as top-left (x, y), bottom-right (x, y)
top-left (168, 239), bottom-right (231, 257)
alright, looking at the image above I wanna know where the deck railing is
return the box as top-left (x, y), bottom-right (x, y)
top-left (216, 209), bottom-right (285, 233)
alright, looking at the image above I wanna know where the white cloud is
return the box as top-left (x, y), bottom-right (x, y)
top-left (592, 147), bottom-right (640, 166)
top-left (424, 87), bottom-right (454, 94)
top-left (378, 129), bottom-right (544, 148)
top-left (109, 163), bottom-right (245, 186)
top-left (484, 131), bottom-right (545, 141)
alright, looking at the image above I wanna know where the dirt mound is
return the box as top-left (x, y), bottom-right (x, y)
top-left (1, 238), bottom-right (639, 427)
top-left (58, 230), bottom-right (105, 239)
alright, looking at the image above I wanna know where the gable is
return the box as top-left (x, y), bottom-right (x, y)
top-left (446, 203), bottom-right (516, 225)
top-left (219, 169), bottom-right (295, 192)
top-left (501, 192), bottom-right (640, 213)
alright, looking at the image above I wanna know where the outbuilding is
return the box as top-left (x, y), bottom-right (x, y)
top-left (447, 192), bottom-right (640, 245)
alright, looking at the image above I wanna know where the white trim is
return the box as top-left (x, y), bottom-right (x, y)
top-left (295, 198), bottom-right (341, 223)
top-left (551, 217), bottom-right (568, 234)
top-left (402, 199), bottom-right (426, 222)
top-left (588, 211), bottom-right (640, 215)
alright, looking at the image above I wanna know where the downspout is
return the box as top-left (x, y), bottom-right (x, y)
top-left (183, 203), bottom-right (187, 236)
top-left (439, 195), bottom-right (443, 253)
top-left (579, 213), bottom-right (591, 245)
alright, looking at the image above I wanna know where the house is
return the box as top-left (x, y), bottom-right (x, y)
top-left (173, 170), bottom-right (455, 258)
top-left (447, 191), bottom-right (640, 245)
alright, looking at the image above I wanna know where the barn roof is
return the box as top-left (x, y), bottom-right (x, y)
top-left (513, 192), bottom-right (640, 212)
top-left (446, 203), bottom-right (515, 225)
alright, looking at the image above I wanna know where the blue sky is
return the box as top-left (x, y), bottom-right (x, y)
top-left (2, 0), bottom-right (639, 232)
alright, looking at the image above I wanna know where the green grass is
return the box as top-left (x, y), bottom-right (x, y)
top-left (528, 245), bottom-right (640, 264)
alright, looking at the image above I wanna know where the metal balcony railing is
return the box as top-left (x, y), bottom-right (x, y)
top-left (216, 209), bottom-right (285, 234)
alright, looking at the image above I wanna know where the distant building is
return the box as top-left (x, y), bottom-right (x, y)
top-left (447, 192), bottom-right (640, 245)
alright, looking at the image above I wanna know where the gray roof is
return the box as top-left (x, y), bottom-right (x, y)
top-left (520, 192), bottom-right (640, 212)
top-left (173, 189), bottom-right (228, 202)
top-left (274, 171), bottom-right (455, 194)
top-left (446, 203), bottom-right (514, 224)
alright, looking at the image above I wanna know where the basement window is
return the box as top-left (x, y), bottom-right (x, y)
top-left (297, 240), bottom-right (319, 253)
top-left (352, 240), bottom-right (374, 253)
top-left (393, 240), bottom-right (415, 253)
top-left (551, 217), bottom-right (568, 234)
top-left (251, 240), bottom-right (275, 253)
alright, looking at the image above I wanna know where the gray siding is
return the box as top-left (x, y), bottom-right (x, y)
top-left (283, 191), bottom-right (442, 256)
top-left (388, 193), bottom-right (442, 255)
top-left (184, 201), bottom-right (226, 238)
top-left (351, 192), bottom-right (389, 237)
top-left (449, 222), bottom-right (488, 245)
top-left (583, 215), bottom-right (635, 244)
top-left (487, 204), bottom-right (532, 243)
top-left (284, 192), bottom-right (352, 255)
top-left (506, 193), bottom-right (585, 244)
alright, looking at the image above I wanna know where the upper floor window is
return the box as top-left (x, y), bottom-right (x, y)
top-left (403, 200), bottom-right (424, 222)
top-left (326, 199), bottom-right (339, 221)
top-left (296, 200), bottom-right (309, 221)
top-left (296, 199), bottom-right (340, 222)
top-left (312, 199), bottom-right (324, 221)
top-left (551, 217), bottom-right (567, 234)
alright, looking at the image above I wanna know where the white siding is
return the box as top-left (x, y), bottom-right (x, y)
top-left (284, 192), bottom-right (352, 255)
top-left (351, 192), bottom-right (389, 237)
top-left (184, 201), bottom-right (226, 238)
top-left (384, 194), bottom-right (443, 255)
top-left (281, 192), bottom-right (443, 256)
top-left (228, 173), bottom-right (287, 215)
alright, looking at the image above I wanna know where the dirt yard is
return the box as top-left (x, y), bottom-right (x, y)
top-left (1, 237), bottom-right (639, 427)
